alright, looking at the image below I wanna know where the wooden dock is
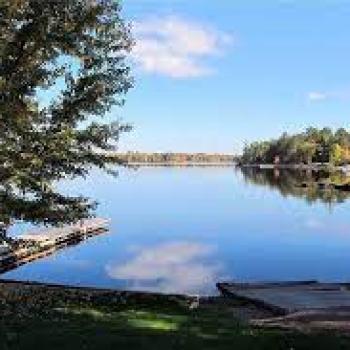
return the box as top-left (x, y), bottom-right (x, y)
top-left (0, 218), bottom-right (110, 273)
top-left (18, 218), bottom-right (110, 242)
top-left (217, 281), bottom-right (350, 315)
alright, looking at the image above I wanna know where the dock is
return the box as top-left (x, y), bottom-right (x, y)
top-left (217, 281), bottom-right (350, 315)
top-left (18, 218), bottom-right (109, 243)
top-left (0, 218), bottom-right (110, 273)
top-left (218, 281), bottom-right (350, 331)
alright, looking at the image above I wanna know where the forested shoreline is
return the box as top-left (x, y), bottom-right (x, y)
top-left (240, 128), bottom-right (350, 166)
top-left (116, 152), bottom-right (236, 164)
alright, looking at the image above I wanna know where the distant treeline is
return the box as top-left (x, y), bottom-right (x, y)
top-left (115, 152), bottom-right (236, 164)
top-left (241, 127), bottom-right (350, 166)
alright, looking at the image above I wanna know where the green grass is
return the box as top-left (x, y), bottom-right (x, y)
top-left (2, 300), bottom-right (350, 350)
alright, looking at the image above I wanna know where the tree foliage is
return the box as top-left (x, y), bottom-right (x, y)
top-left (0, 0), bottom-right (133, 234)
top-left (241, 127), bottom-right (350, 166)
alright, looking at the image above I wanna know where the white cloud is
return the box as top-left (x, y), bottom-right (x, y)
top-left (304, 218), bottom-right (324, 230)
top-left (132, 16), bottom-right (233, 78)
top-left (307, 89), bottom-right (350, 102)
top-left (307, 91), bottom-right (328, 101)
top-left (106, 242), bottom-right (223, 295)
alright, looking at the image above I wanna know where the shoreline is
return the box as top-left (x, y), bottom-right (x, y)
top-left (0, 278), bottom-right (273, 322)
top-left (239, 163), bottom-right (350, 173)
top-left (125, 162), bottom-right (237, 167)
top-left (0, 278), bottom-right (197, 304)
top-left (3, 279), bottom-right (350, 336)
top-left (6, 278), bottom-right (338, 350)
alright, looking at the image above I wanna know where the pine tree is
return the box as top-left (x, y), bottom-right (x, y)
top-left (0, 0), bottom-right (133, 235)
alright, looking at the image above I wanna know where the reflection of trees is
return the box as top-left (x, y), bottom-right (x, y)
top-left (240, 167), bottom-right (350, 206)
top-left (0, 189), bottom-right (95, 241)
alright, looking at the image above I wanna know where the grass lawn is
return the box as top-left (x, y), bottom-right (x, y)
top-left (0, 282), bottom-right (350, 350)
top-left (2, 296), bottom-right (350, 350)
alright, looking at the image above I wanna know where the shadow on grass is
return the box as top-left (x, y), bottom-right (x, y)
top-left (2, 302), bottom-right (350, 350)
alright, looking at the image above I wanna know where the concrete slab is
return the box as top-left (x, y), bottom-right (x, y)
top-left (218, 282), bottom-right (350, 315)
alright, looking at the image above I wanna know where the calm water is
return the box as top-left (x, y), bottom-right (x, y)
top-left (3, 167), bottom-right (350, 295)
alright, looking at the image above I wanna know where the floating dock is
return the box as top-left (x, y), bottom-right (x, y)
top-left (0, 218), bottom-right (110, 273)
top-left (217, 281), bottom-right (350, 315)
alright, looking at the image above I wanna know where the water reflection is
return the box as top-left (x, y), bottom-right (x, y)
top-left (4, 167), bottom-right (350, 294)
top-left (239, 167), bottom-right (350, 206)
top-left (0, 188), bottom-right (94, 240)
top-left (106, 242), bottom-right (223, 295)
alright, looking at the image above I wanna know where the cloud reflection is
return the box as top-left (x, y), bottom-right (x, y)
top-left (106, 242), bottom-right (222, 295)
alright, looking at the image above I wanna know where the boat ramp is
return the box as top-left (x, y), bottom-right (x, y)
top-left (217, 281), bottom-right (350, 315)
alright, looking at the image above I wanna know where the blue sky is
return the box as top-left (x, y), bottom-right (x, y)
top-left (115, 0), bottom-right (350, 153)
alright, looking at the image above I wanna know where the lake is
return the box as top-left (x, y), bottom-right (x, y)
top-left (3, 166), bottom-right (350, 296)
